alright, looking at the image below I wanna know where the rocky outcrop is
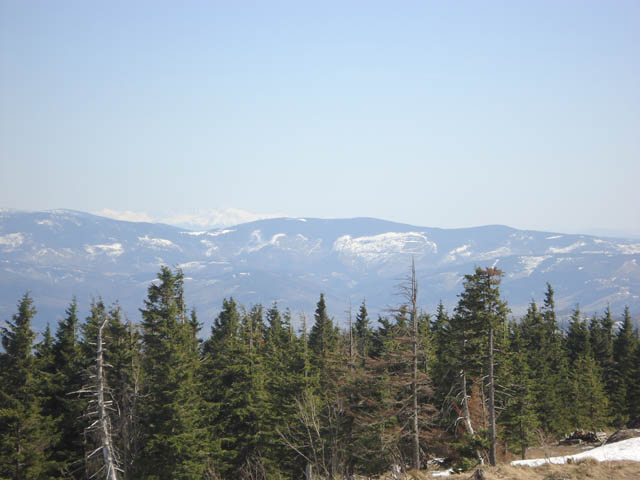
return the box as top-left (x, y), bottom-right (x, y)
top-left (605, 429), bottom-right (640, 445)
top-left (559, 430), bottom-right (607, 445)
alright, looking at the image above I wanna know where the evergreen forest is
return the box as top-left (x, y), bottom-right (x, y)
top-left (1, 265), bottom-right (639, 479)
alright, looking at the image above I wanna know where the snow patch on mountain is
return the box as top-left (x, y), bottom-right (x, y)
top-left (445, 244), bottom-right (471, 263)
top-left (616, 243), bottom-right (640, 254)
top-left (547, 241), bottom-right (586, 254)
top-left (84, 243), bottom-right (124, 257)
top-left (177, 261), bottom-right (206, 271)
top-left (239, 230), bottom-right (287, 253)
top-left (138, 235), bottom-right (182, 251)
top-left (0, 233), bottom-right (24, 251)
top-left (511, 255), bottom-right (551, 279)
top-left (476, 246), bottom-right (512, 261)
top-left (206, 229), bottom-right (236, 237)
top-left (333, 232), bottom-right (437, 264)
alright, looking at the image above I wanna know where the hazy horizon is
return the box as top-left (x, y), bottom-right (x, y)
top-left (2, 1), bottom-right (639, 236)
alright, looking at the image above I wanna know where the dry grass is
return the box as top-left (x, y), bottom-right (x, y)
top-left (523, 443), bottom-right (597, 460)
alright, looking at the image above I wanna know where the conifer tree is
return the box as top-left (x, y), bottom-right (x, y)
top-left (591, 306), bottom-right (616, 415)
top-left (51, 298), bottom-right (88, 478)
top-left (354, 299), bottom-right (371, 366)
top-left (262, 304), bottom-right (307, 477)
top-left (534, 284), bottom-right (571, 434)
top-left (500, 323), bottom-right (539, 460)
top-left (569, 355), bottom-right (609, 430)
top-left (565, 306), bottom-right (590, 364)
top-left (202, 298), bottom-right (272, 478)
top-left (611, 306), bottom-right (637, 425)
top-left (106, 303), bottom-right (141, 479)
top-left (138, 266), bottom-right (206, 480)
top-left (0, 293), bottom-right (59, 479)
top-left (628, 330), bottom-right (640, 422)
top-left (449, 267), bottom-right (508, 465)
top-left (308, 293), bottom-right (338, 366)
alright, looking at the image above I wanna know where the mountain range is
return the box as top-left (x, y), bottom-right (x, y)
top-left (1, 209), bottom-right (639, 332)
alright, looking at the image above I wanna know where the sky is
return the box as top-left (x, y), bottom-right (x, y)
top-left (1, 0), bottom-right (639, 235)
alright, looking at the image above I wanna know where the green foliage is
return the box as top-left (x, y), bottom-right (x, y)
top-left (138, 266), bottom-right (207, 479)
top-left (611, 306), bottom-right (639, 425)
top-left (568, 355), bottom-right (609, 430)
top-left (500, 322), bottom-right (540, 459)
top-left (49, 298), bottom-right (87, 478)
top-left (0, 293), bottom-right (59, 479)
top-left (3, 268), bottom-right (638, 479)
top-left (566, 307), bottom-right (590, 364)
top-left (308, 293), bottom-right (339, 366)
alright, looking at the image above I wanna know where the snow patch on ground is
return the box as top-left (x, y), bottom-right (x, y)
top-left (430, 469), bottom-right (454, 477)
top-left (547, 241), bottom-right (586, 254)
top-left (546, 235), bottom-right (564, 240)
top-left (0, 232), bottom-right (24, 251)
top-left (333, 232), bottom-right (437, 263)
top-left (512, 437), bottom-right (640, 467)
top-left (138, 235), bottom-right (182, 251)
top-left (84, 243), bottom-right (124, 257)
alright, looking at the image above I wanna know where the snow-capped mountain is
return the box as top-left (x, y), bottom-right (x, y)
top-left (1, 209), bottom-right (639, 331)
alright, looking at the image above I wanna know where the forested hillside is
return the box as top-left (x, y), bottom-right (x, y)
top-left (1, 265), bottom-right (639, 479)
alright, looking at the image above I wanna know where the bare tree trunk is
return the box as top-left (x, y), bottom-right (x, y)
top-left (411, 259), bottom-right (420, 471)
top-left (302, 313), bottom-right (308, 381)
top-left (461, 371), bottom-right (474, 436)
top-left (346, 300), bottom-right (354, 367)
top-left (305, 463), bottom-right (313, 480)
top-left (97, 319), bottom-right (119, 480)
top-left (488, 326), bottom-right (496, 466)
top-left (461, 371), bottom-right (485, 465)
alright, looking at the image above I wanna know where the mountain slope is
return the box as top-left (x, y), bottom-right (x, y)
top-left (1, 209), bottom-right (639, 330)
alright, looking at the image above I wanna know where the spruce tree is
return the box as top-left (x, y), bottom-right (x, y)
top-left (308, 293), bottom-right (338, 364)
top-left (565, 306), bottom-right (590, 364)
top-left (537, 284), bottom-right (571, 435)
top-left (500, 323), bottom-right (539, 460)
top-left (202, 298), bottom-right (272, 478)
top-left (106, 304), bottom-right (142, 478)
top-left (569, 355), bottom-right (609, 430)
top-left (354, 299), bottom-right (371, 366)
top-left (51, 298), bottom-right (87, 479)
top-left (138, 266), bottom-right (206, 480)
top-left (0, 293), bottom-right (59, 479)
top-left (611, 306), bottom-right (637, 425)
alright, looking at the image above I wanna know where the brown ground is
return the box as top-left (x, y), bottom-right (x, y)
top-left (524, 442), bottom-right (600, 460)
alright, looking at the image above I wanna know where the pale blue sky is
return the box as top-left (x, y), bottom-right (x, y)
top-left (1, 1), bottom-right (639, 234)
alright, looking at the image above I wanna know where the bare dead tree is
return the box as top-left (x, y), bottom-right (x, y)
top-left (392, 258), bottom-right (421, 470)
top-left (74, 316), bottom-right (121, 480)
top-left (96, 317), bottom-right (119, 480)
top-left (345, 299), bottom-right (354, 367)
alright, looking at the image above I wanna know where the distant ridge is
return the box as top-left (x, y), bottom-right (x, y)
top-left (1, 209), bottom-right (638, 331)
